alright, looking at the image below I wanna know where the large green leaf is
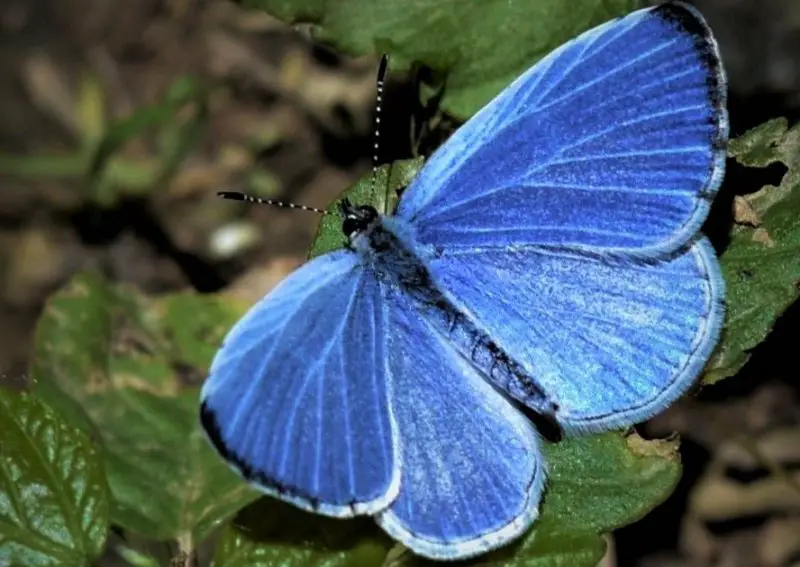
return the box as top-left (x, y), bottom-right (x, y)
top-left (0, 388), bottom-right (109, 567)
top-left (209, 432), bottom-right (678, 567)
top-left (244, 0), bottom-right (639, 119)
top-left (29, 272), bottom-right (260, 543)
top-left (704, 118), bottom-right (800, 383)
top-left (387, 533), bottom-right (605, 567)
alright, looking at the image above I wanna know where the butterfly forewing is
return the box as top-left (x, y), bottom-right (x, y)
top-left (200, 251), bottom-right (400, 516)
top-left (397, 2), bottom-right (727, 257)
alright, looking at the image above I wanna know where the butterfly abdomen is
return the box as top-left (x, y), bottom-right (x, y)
top-left (364, 218), bottom-right (559, 420)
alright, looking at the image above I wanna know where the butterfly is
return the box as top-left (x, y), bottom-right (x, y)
top-left (199, 1), bottom-right (727, 560)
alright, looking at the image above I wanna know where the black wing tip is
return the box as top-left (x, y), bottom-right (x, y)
top-left (655, 3), bottom-right (725, 72)
top-left (653, 2), bottom-right (712, 40)
top-left (653, 1), bottom-right (728, 164)
top-left (652, 1), bottom-right (726, 99)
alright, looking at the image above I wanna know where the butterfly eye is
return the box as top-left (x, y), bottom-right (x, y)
top-left (342, 205), bottom-right (379, 238)
top-left (342, 217), bottom-right (360, 237)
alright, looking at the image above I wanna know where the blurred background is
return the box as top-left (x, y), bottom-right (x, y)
top-left (0, 0), bottom-right (798, 566)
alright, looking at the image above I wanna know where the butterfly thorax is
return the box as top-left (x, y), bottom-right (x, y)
top-left (342, 202), bottom-right (435, 297)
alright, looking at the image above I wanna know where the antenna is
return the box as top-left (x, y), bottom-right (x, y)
top-left (371, 54), bottom-right (389, 196)
top-left (217, 191), bottom-right (331, 215)
top-left (218, 55), bottom-right (391, 218)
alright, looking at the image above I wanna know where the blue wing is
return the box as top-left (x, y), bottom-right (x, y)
top-left (376, 286), bottom-right (545, 560)
top-left (420, 238), bottom-right (724, 432)
top-left (396, 2), bottom-right (727, 256)
top-left (199, 250), bottom-right (400, 516)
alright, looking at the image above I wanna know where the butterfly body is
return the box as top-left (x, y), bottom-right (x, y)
top-left (200, 2), bottom-right (728, 560)
top-left (345, 200), bottom-right (557, 415)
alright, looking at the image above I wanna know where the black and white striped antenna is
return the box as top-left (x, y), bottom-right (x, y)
top-left (372, 54), bottom-right (389, 196)
top-left (216, 191), bottom-right (330, 215)
top-left (218, 54), bottom-right (391, 215)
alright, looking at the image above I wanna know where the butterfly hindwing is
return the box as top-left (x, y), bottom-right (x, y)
top-left (397, 2), bottom-right (727, 256)
top-left (375, 285), bottom-right (545, 559)
top-left (200, 251), bottom-right (400, 516)
top-left (422, 238), bottom-right (724, 433)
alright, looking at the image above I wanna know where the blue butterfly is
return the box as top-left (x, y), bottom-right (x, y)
top-left (200, 1), bottom-right (727, 560)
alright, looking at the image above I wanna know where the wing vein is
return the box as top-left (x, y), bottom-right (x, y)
top-left (536, 37), bottom-right (681, 112)
top-left (277, 273), bottom-right (362, 477)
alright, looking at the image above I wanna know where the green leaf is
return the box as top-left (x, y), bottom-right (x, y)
top-left (244, 0), bottom-right (639, 119)
top-left (210, 500), bottom-right (391, 567)
top-left (29, 271), bottom-right (260, 543)
top-left (308, 158), bottom-right (424, 259)
top-left (0, 388), bottom-right (110, 567)
top-left (704, 118), bottom-right (800, 384)
top-left (386, 534), bottom-right (604, 567)
top-left (388, 433), bottom-right (679, 566)
top-left (113, 544), bottom-right (161, 567)
top-left (538, 433), bottom-right (679, 533)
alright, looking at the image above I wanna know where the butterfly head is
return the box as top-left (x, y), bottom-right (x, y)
top-left (340, 199), bottom-right (380, 239)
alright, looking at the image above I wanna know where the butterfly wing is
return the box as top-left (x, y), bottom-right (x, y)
top-left (200, 250), bottom-right (399, 516)
top-left (421, 238), bottom-right (723, 432)
top-left (392, 3), bottom-right (727, 432)
top-left (397, 2), bottom-right (726, 257)
top-left (376, 286), bottom-right (545, 560)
